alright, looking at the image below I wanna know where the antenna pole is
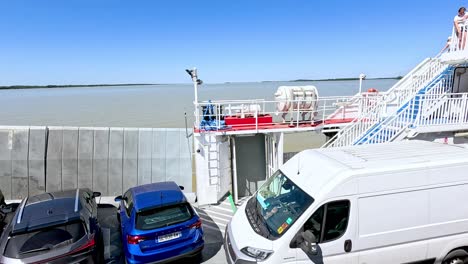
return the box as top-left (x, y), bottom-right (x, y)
top-left (359, 73), bottom-right (366, 94)
top-left (186, 68), bottom-right (203, 127)
top-left (192, 68), bottom-right (199, 108)
top-left (192, 68), bottom-right (199, 127)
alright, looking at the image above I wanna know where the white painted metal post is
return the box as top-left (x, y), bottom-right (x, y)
top-left (231, 137), bottom-right (238, 203)
top-left (296, 100), bottom-right (300, 127)
top-left (277, 132), bottom-right (284, 166)
top-left (186, 68), bottom-right (201, 128)
top-left (461, 93), bottom-right (468, 124)
top-left (255, 107), bottom-right (258, 131)
top-left (359, 73), bottom-right (366, 94)
top-left (193, 70), bottom-right (199, 127)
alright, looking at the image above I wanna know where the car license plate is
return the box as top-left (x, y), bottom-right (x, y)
top-left (157, 232), bottom-right (181, 242)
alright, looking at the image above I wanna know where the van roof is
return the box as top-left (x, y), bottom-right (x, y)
top-left (319, 140), bottom-right (468, 169)
top-left (282, 141), bottom-right (468, 197)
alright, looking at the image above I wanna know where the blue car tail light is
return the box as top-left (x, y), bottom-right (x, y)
top-left (189, 219), bottom-right (202, 229)
top-left (127, 234), bottom-right (149, 245)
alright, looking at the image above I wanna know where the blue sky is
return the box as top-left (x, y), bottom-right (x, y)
top-left (0, 0), bottom-right (463, 85)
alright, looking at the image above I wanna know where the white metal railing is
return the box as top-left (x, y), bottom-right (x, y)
top-left (378, 58), bottom-right (446, 106)
top-left (326, 97), bottom-right (386, 147)
top-left (193, 95), bottom-right (384, 132)
top-left (416, 93), bottom-right (468, 130)
top-left (349, 75), bottom-right (454, 145)
top-left (440, 25), bottom-right (468, 64)
top-left (323, 58), bottom-right (450, 148)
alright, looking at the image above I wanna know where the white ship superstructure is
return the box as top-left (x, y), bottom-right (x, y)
top-left (191, 24), bottom-right (468, 205)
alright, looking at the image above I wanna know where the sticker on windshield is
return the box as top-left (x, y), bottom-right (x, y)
top-left (256, 193), bottom-right (269, 209)
top-left (277, 222), bottom-right (289, 234)
top-left (286, 217), bottom-right (293, 225)
top-left (277, 226), bottom-right (284, 234)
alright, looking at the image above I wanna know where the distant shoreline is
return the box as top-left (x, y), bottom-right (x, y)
top-left (290, 76), bottom-right (403, 82)
top-left (0, 77), bottom-right (403, 89)
top-left (0, 84), bottom-right (157, 90)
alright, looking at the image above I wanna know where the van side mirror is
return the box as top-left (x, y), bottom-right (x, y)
top-left (0, 189), bottom-right (5, 206)
top-left (300, 230), bottom-right (318, 255)
top-left (290, 232), bottom-right (303, 248)
top-left (92, 192), bottom-right (101, 198)
top-left (114, 195), bottom-right (123, 202)
top-left (179, 185), bottom-right (185, 190)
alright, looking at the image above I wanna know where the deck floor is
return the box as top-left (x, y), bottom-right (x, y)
top-left (195, 118), bottom-right (355, 133)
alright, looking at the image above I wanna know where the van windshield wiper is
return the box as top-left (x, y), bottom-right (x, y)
top-left (260, 216), bottom-right (274, 239)
top-left (254, 199), bottom-right (274, 239)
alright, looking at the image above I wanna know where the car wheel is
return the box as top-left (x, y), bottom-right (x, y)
top-left (443, 249), bottom-right (468, 264)
top-left (93, 233), bottom-right (105, 263)
top-left (192, 251), bottom-right (203, 263)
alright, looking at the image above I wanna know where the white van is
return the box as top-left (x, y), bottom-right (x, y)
top-left (224, 140), bottom-right (468, 264)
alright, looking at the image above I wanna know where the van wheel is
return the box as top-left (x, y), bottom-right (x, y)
top-left (443, 249), bottom-right (468, 264)
top-left (446, 259), bottom-right (464, 264)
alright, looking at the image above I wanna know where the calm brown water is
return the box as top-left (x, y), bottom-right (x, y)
top-left (0, 79), bottom-right (398, 152)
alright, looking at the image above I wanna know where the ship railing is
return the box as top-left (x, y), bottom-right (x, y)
top-left (415, 92), bottom-right (468, 131)
top-left (367, 92), bottom-right (468, 142)
top-left (193, 94), bottom-right (385, 132)
top-left (323, 58), bottom-right (449, 148)
top-left (385, 58), bottom-right (447, 105)
top-left (440, 24), bottom-right (468, 64)
top-left (323, 98), bottom-right (386, 147)
top-left (340, 73), bottom-right (453, 145)
top-left (357, 81), bottom-right (452, 145)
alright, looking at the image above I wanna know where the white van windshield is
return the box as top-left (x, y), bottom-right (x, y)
top-left (245, 170), bottom-right (313, 240)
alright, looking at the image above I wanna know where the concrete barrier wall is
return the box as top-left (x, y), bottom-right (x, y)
top-left (0, 126), bottom-right (193, 199)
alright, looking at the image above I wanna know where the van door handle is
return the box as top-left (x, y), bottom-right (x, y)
top-left (344, 239), bottom-right (352, 252)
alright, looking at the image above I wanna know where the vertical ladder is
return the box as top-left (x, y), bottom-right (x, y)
top-left (206, 133), bottom-right (220, 192)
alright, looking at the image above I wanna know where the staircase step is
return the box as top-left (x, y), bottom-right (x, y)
top-left (381, 125), bottom-right (401, 131)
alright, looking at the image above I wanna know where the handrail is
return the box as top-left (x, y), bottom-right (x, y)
top-left (193, 95), bottom-right (374, 132)
top-left (440, 25), bottom-right (468, 64)
top-left (359, 74), bottom-right (453, 145)
top-left (323, 58), bottom-right (449, 148)
top-left (386, 58), bottom-right (431, 95)
top-left (416, 93), bottom-right (468, 129)
top-left (323, 97), bottom-right (386, 147)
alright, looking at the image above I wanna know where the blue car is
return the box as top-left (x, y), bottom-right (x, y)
top-left (115, 182), bottom-right (204, 264)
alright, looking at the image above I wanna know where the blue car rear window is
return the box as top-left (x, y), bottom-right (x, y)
top-left (136, 203), bottom-right (193, 230)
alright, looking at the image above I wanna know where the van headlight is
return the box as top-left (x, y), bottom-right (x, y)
top-left (241, 246), bottom-right (273, 261)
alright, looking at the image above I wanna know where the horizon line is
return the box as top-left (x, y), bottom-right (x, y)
top-left (0, 76), bottom-right (402, 89)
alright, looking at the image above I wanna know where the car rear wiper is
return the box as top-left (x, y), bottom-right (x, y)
top-left (19, 238), bottom-right (73, 256)
top-left (20, 245), bottom-right (52, 255)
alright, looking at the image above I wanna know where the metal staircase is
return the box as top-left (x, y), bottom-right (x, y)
top-left (354, 67), bottom-right (454, 145)
top-left (323, 58), bottom-right (451, 148)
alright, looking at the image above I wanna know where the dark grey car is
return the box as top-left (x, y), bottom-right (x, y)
top-left (0, 189), bottom-right (104, 264)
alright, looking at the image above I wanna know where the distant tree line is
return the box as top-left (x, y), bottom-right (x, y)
top-left (0, 84), bottom-right (156, 89)
top-left (291, 76), bottom-right (403, 82)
